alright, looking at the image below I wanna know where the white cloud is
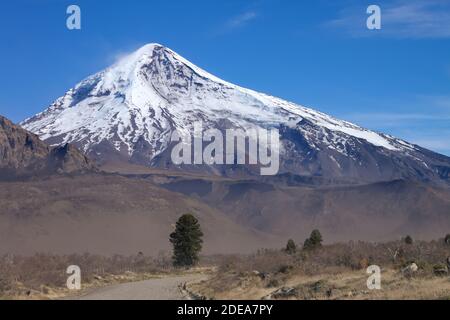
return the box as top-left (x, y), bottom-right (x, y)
top-left (327, 0), bottom-right (450, 38)
top-left (344, 112), bottom-right (450, 128)
top-left (225, 11), bottom-right (259, 30)
top-left (411, 137), bottom-right (450, 151)
top-left (427, 95), bottom-right (450, 109)
top-left (209, 10), bottom-right (260, 37)
top-left (341, 93), bottom-right (450, 155)
top-left (403, 129), bottom-right (450, 155)
top-left (348, 113), bottom-right (450, 121)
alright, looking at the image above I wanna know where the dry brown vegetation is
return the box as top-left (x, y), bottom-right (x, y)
top-left (0, 252), bottom-right (174, 299)
top-left (1, 239), bottom-right (450, 300)
top-left (190, 239), bottom-right (450, 300)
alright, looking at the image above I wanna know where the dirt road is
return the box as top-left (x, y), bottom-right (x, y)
top-left (77, 274), bottom-right (206, 300)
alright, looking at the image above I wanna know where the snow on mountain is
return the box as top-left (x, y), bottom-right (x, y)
top-left (21, 43), bottom-right (450, 182)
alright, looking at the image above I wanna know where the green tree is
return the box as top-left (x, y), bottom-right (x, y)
top-left (303, 229), bottom-right (323, 250)
top-left (303, 238), bottom-right (313, 250)
top-left (404, 235), bottom-right (413, 245)
top-left (285, 239), bottom-right (297, 255)
top-left (169, 214), bottom-right (204, 267)
top-left (310, 229), bottom-right (323, 247)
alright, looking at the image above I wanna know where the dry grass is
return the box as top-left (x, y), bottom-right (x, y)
top-left (0, 252), bottom-right (174, 299)
top-left (190, 240), bottom-right (450, 300)
top-left (2, 239), bottom-right (449, 300)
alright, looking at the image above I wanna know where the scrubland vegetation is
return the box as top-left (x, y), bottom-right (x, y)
top-left (0, 252), bottom-right (174, 299)
top-left (191, 237), bottom-right (450, 300)
top-left (1, 235), bottom-right (449, 300)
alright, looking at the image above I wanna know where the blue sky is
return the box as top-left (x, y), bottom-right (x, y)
top-left (0, 0), bottom-right (449, 155)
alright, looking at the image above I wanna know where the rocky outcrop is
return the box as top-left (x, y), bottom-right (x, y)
top-left (0, 116), bottom-right (49, 171)
top-left (0, 115), bottom-right (95, 179)
top-left (47, 143), bottom-right (96, 174)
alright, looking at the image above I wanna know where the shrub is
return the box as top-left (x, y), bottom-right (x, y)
top-left (303, 229), bottom-right (323, 250)
top-left (285, 239), bottom-right (297, 255)
top-left (433, 263), bottom-right (448, 276)
top-left (404, 235), bottom-right (413, 245)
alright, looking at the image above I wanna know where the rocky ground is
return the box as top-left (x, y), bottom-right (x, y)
top-left (188, 240), bottom-right (450, 300)
top-left (189, 268), bottom-right (450, 300)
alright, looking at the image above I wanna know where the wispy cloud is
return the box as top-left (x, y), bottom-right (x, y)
top-left (344, 94), bottom-right (450, 124)
top-left (209, 10), bottom-right (260, 37)
top-left (327, 0), bottom-right (450, 38)
top-left (226, 11), bottom-right (259, 30)
top-left (344, 112), bottom-right (450, 155)
top-left (411, 137), bottom-right (450, 152)
top-left (401, 127), bottom-right (450, 155)
top-left (345, 112), bottom-right (450, 129)
top-left (347, 112), bottom-right (450, 122)
top-left (426, 95), bottom-right (450, 109)
top-left (341, 94), bottom-right (450, 155)
top-left (347, 94), bottom-right (450, 121)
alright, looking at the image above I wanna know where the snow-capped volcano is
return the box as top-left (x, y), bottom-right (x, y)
top-left (21, 43), bottom-right (450, 182)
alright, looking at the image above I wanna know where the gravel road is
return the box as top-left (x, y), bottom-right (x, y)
top-left (77, 274), bottom-right (206, 300)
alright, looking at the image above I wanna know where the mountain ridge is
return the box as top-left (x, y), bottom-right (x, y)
top-left (20, 43), bottom-right (450, 183)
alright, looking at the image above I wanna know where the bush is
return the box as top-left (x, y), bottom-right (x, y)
top-left (433, 263), bottom-right (448, 276)
top-left (303, 229), bottom-right (323, 250)
top-left (404, 235), bottom-right (413, 245)
top-left (285, 239), bottom-right (297, 255)
top-left (277, 265), bottom-right (293, 274)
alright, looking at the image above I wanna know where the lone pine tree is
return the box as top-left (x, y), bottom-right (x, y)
top-left (169, 214), bottom-right (204, 267)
